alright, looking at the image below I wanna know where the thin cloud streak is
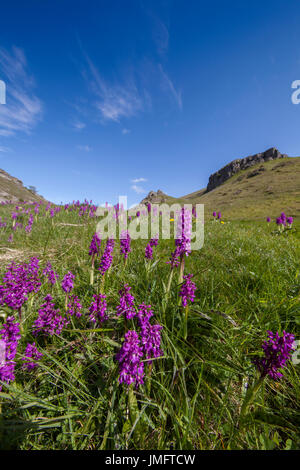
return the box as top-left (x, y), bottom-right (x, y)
top-left (72, 121), bottom-right (86, 130)
top-left (153, 18), bottom-right (169, 55)
top-left (0, 46), bottom-right (43, 136)
top-left (159, 64), bottom-right (182, 110)
top-left (83, 52), bottom-right (143, 122)
top-left (75, 38), bottom-right (182, 127)
top-left (131, 177), bottom-right (147, 183)
top-left (77, 144), bottom-right (92, 152)
top-left (122, 128), bottom-right (131, 134)
top-left (0, 146), bottom-right (11, 152)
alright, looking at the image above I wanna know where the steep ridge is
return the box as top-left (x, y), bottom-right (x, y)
top-left (183, 156), bottom-right (300, 219)
top-left (141, 148), bottom-right (300, 220)
top-left (0, 169), bottom-right (46, 203)
top-left (206, 147), bottom-right (289, 192)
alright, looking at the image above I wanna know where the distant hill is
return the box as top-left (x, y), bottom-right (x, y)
top-left (205, 147), bottom-right (288, 192)
top-left (0, 169), bottom-right (46, 203)
top-left (183, 156), bottom-right (300, 219)
top-left (141, 189), bottom-right (169, 204)
top-left (142, 148), bottom-right (300, 220)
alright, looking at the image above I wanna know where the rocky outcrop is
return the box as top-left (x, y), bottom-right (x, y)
top-left (0, 168), bottom-right (45, 203)
top-left (141, 189), bottom-right (168, 204)
top-left (206, 147), bottom-right (288, 192)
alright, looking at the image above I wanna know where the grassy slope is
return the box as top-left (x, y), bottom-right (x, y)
top-left (0, 204), bottom-right (299, 450)
top-left (0, 172), bottom-right (45, 203)
top-left (168, 157), bottom-right (300, 220)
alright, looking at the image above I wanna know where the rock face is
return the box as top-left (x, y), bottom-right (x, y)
top-left (141, 189), bottom-right (168, 204)
top-left (206, 147), bottom-right (288, 192)
top-left (0, 168), bottom-right (45, 203)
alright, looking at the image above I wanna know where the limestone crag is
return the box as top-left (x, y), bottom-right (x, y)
top-left (141, 189), bottom-right (168, 204)
top-left (206, 147), bottom-right (288, 192)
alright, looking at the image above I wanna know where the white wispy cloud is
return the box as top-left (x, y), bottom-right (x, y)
top-left (83, 53), bottom-right (143, 122)
top-left (122, 128), bottom-right (131, 135)
top-left (77, 144), bottom-right (92, 152)
top-left (153, 18), bottom-right (169, 55)
top-left (158, 64), bottom-right (182, 110)
top-left (131, 177), bottom-right (147, 183)
top-left (72, 121), bottom-right (86, 130)
top-left (75, 38), bottom-right (181, 126)
top-left (0, 145), bottom-right (11, 153)
top-left (131, 184), bottom-right (146, 194)
top-left (0, 47), bottom-right (43, 136)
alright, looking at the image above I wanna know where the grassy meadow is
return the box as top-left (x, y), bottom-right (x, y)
top-left (0, 201), bottom-right (299, 450)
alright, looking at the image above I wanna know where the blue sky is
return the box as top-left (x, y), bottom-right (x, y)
top-left (0, 0), bottom-right (300, 205)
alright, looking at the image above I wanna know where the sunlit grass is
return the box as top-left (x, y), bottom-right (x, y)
top-left (0, 204), bottom-right (299, 450)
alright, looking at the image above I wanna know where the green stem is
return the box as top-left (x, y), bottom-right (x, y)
top-left (163, 268), bottom-right (174, 315)
top-left (239, 375), bottom-right (265, 426)
top-left (100, 275), bottom-right (105, 294)
top-left (100, 388), bottom-right (116, 450)
top-left (147, 362), bottom-right (153, 396)
top-left (166, 268), bottom-right (174, 297)
top-left (183, 305), bottom-right (189, 340)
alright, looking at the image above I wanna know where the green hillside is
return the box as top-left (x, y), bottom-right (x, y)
top-left (181, 157), bottom-right (300, 220)
top-left (0, 169), bottom-right (45, 204)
